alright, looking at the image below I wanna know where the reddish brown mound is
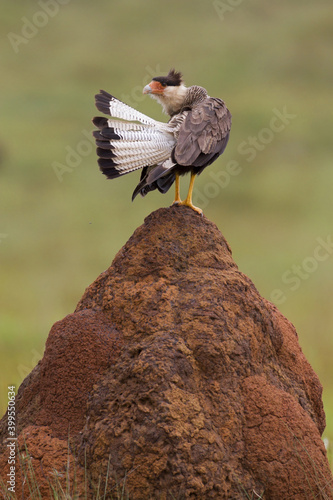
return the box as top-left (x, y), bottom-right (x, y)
top-left (0, 206), bottom-right (331, 499)
top-left (0, 425), bottom-right (86, 498)
top-left (0, 309), bottom-right (123, 496)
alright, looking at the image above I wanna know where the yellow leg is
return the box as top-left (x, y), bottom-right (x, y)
top-left (172, 172), bottom-right (182, 204)
top-left (178, 172), bottom-right (203, 215)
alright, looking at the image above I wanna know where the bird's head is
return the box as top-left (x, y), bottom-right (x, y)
top-left (143, 69), bottom-right (187, 116)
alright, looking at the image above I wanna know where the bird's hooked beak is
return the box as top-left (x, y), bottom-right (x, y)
top-left (143, 84), bottom-right (152, 94)
top-left (143, 80), bottom-right (165, 95)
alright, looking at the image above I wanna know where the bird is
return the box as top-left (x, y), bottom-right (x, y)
top-left (92, 69), bottom-right (231, 215)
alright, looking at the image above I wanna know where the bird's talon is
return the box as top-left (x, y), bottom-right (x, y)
top-left (177, 200), bottom-right (203, 216)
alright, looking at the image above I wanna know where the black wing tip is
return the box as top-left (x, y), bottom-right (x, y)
top-left (99, 89), bottom-right (113, 97)
top-left (99, 128), bottom-right (121, 140)
top-left (96, 147), bottom-right (116, 159)
top-left (92, 129), bottom-right (103, 139)
top-left (95, 89), bottom-right (115, 102)
top-left (95, 90), bottom-right (117, 115)
top-left (92, 128), bottom-right (121, 142)
top-left (92, 116), bottom-right (108, 129)
top-left (94, 90), bottom-right (127, 115)
top-left (95, 96), bottom-right (111, 115)
top-left (95, 139), bottom-right (114, 149)
top-left (131, 181), bottom-right (144, 201)
top-left (100, 170), bottom-right (122, 180)
top-left (98, 159), bottom-right (124, 180)
top-left (98, 157), bottom-right (116, 167)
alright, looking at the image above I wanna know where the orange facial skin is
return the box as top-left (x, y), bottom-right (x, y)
top-left (143, 80), bottom-right (165, 95)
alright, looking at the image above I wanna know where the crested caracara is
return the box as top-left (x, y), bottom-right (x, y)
top-left (93, 69), bottom-right (231, 214)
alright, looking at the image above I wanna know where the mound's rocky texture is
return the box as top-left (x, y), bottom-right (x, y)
top-left (0, 207), bottom-right (332, 499)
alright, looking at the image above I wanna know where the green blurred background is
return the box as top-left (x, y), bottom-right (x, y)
top-left (1, 0), bottom-right (332, 448)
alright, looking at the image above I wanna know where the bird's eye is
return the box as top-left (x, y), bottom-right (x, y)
top-left (161, 83), bottom-right (167, 87)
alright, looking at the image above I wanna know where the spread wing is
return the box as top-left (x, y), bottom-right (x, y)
top-left (173, 98), bottom-right (231, 169)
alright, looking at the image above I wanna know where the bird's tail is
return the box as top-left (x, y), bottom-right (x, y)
top-left (93, 90), bottom-right (175, 179)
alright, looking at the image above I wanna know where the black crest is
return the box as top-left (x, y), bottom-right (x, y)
top-left (152, 68), bottom-right (183, 87)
